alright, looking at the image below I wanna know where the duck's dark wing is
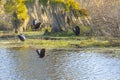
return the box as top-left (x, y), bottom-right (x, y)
top-left (18, 34), bottom-right (26, 41)
top-left (40, 50), bottom-right (45, 58)
top-left (36, 49), bottom-right (45, 58)
top-left (34, 22), bottom-right (41, 29)
top-left (73, 26), bottom-right (80, 36)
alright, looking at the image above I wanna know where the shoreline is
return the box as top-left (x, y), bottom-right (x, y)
top-left (0, 31), bottom-right (120, 51)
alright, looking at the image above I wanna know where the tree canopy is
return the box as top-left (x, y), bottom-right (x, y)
top-left (38, 0), bottom-right (81, 11)
top-left (5, 0), bottom-right (28, 20)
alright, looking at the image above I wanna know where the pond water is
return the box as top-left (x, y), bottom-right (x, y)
top-left (0, 48), bottom-right (120, 80)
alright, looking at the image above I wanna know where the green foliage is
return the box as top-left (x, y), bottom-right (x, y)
top-left (80, 26), bottom-right (91, 35)
top-left (50, 31), bottom-right (74, 37)
top-left (38, 0), bottom-right (87, 17)
top-left (38, 0), bottom-right (81, 11)
top-left (86, 38), bottom-right (110, 47)
top-left (42, 26), bottom-right (52, 32)
top-left (23, 0), bottom-right (87, 20)
top-left (25, 0), bottom-right (34, 5)
top-left (79, 9), bottom-right (88, 16)
top-left (39, 0), bottom-right (49, 6)
top-left (5, 0), bottom-right (14, 14)
top-left (2, 31), bottom-right (119, 48)
top-left (50, 0), bottom-right (64, 4)
top-left (5, 0), bottom-right (28, 20)
top-left (38, 0), bottom-right (87, 16)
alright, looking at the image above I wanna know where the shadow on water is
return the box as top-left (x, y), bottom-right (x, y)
top-left (0, 48), bottom-right (120, 80)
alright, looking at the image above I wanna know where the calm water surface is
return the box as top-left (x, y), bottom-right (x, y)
top-left (0, 48), bottom-right (120, 80)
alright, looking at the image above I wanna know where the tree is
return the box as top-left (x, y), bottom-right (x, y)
top-left (37, 0), bottom-right (88, 32)
top-left (5, 0), bottom-right (87, 33)
top-left (5, 0), bottom-right (29, 33)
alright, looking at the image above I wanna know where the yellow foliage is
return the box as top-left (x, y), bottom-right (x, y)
top-left (5, 0), bottom-right (28, 20)
top-left (16, 3), bottom-right (28, 20)
top-left (65, 0), bottom-right (81, 10)
top-left (50, 0), bottom-right (81, 11)
top-left (80, 9), bottom-right (88, 16)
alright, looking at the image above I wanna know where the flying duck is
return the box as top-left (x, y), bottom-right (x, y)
top-left (36, 48), bottom-right (45, 58)
top-left (18, 34), bottom-right (26, 41)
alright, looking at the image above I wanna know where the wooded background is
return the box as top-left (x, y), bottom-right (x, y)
top-left (0, 0), bottom-right (120, 37)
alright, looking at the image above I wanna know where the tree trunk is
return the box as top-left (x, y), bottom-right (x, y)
top-left (19, 17), bottom-right (29, 32)
top-left (51, 11), bottom-right (61, 32)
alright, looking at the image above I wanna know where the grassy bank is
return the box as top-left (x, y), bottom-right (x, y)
top-left (0, 31), bottom-right (120, 50)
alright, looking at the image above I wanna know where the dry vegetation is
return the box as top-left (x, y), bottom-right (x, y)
top-left (75, 0), bottom-right (120, 37)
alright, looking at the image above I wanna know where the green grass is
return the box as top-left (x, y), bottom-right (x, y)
top-left (0, 31), bottom-right (119, 49)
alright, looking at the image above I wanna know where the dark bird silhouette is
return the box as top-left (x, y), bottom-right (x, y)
top-left (18, 34), bottom-right (26, 41)
top-left (36, 48), bottom-right (45, 58)
top-left (73, 26), bottom-right (80, 36)
top-left (33, 19), bottom-right (41, 29)
top-left (34, 22), bottom-right (41, 29)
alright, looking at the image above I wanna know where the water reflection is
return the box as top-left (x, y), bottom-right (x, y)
top-left (0, 48), bottom-right (120, 80)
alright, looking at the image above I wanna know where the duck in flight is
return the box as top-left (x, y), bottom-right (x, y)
top-left (36, 48), bottom-right (45, 58)
top-left (18, 34), bottom-right (26, 41)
